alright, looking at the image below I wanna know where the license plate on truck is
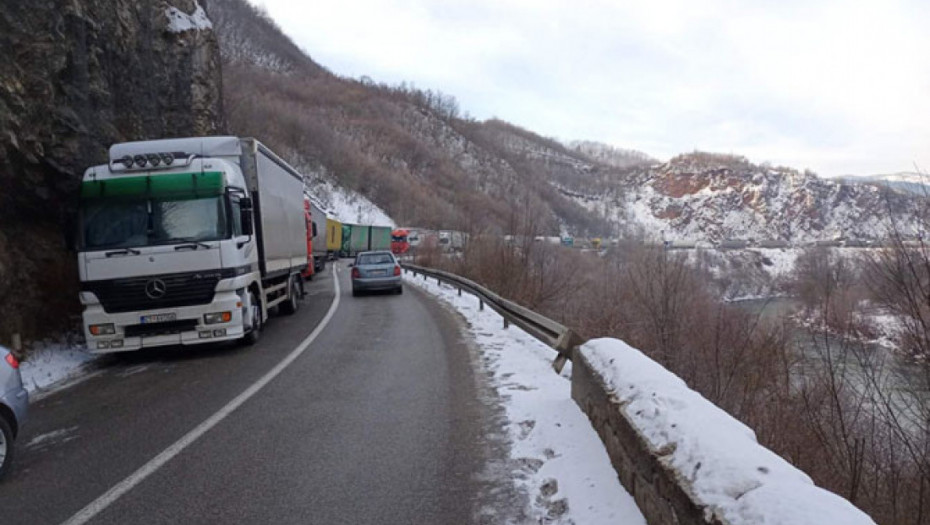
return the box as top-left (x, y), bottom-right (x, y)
top-left (140, 313), bottom-right (177, 324)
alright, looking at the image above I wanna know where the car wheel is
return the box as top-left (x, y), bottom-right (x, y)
top-left (241, 291), bottom-right (262, 346)
top-left (280, 277), bottom-right (300, 315)
top-left (396, 286), bottom-right (403, 295)
top-left (0, 414), bottom-right (14, 481)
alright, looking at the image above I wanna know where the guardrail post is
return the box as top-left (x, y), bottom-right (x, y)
top-left (503, 318), bottom-right (509, 329)
top-left (457, 287), bottom-right (462, 296)
top-left (552, 329), bottom-right (584, 374)
top-left (479, 300), bottom-right (484, 311)
top-left (11, 333), bottom-right (22, 352)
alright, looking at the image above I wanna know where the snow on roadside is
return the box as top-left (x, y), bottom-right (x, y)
top-left (405, 274), bottom-right (646, 525)
top-left (582, 338), bottom-right (876, 525)
top-left (18, 341), bottom-right (97, 398)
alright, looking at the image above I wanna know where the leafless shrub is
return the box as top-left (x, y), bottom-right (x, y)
top-left (422, 235), bottom-right (930, 523)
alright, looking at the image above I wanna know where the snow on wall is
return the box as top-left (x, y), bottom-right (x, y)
top-left (165, 1), bottom-right (213, 33)
top-left (580, 338), bottom-right (876, 525)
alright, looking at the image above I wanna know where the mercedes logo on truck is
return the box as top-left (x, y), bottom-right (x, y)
top-left (145, 278), bottom-right (167, 299)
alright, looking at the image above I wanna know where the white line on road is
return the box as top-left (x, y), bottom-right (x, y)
top-left (62, 269), bottom-right (342, 525)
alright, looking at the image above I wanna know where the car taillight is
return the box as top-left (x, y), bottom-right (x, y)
top-left (393, 265), bottom-right (401, 276)
top-left (351, 267), bottom-right (360, 279)
top-left (5, 353), bottom-right (19, 369)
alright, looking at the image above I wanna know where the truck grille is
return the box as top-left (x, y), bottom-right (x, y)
top-left (124, 319), bottom-right (199, 338)
top-left (83, 271), bottom-right (222, 313)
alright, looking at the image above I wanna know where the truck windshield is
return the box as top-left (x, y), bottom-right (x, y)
top-left (81, 196), bottom-right (228, 250)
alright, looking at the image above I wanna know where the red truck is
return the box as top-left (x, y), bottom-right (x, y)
top-left (391, 229), bottom-right (410, 254)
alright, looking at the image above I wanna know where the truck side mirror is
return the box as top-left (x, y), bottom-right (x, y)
top-left (241, 210), bottom-right (254, 236)
top-left (239, 197), bottom-right (254, 236)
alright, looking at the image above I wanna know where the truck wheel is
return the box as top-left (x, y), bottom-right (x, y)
top-left (280, 277), bottom-right (300, 315)
top-left (0, 414), bottom-right (14, 481)
top-left (241, 291), bottom-right (262, 346)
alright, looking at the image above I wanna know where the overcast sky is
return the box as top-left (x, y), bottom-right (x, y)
top-left (249, 0), bottom-right (928, 177)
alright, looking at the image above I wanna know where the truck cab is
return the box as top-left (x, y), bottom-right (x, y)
top-left (77, 136), bottom-right (307, 353)
top-left (391, 229), bottom-right (409, 254)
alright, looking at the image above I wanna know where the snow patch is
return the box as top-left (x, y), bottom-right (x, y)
top-left (25, 426), bottom-right (80, 449)
top-left (313, 177), bottom-right (394, 227)
top-left (19, 342), bottom-right (96, 397)
top-left (165, 1), bottom-right (213, 33)
top-left (406, 274), bottom-right (646, 524)
top-left (582, 338), bottom-right (876, 525)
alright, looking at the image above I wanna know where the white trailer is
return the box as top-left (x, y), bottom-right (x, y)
top-left (76, 136), bottom-right (308, 353)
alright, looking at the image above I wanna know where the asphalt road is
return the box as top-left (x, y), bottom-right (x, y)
top-left (1, 263), bottom-right (514, 524)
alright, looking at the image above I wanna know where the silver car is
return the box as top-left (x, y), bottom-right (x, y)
top-left (350, 251), bottom-right (403, 296)
top-left (0, 346), bottom-right (28, 480)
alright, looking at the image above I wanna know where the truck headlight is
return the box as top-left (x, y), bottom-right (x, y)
top-left (204, 312), bottom-right (232, 325)
top-left (89, 323), bottom-right (116, 336)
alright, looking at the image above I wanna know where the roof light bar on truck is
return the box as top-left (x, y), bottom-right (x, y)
top-left (109, 151), bottom-right (196, 172)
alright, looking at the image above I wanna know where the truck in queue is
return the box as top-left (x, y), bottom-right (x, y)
top-left (76, 136), bottom-right (308, 353)
top-left (307, 197), bottom-right (327, 274)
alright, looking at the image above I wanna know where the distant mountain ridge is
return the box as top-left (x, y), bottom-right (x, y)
top-left (207, 0), bottom-right (926, 243)
top-left (836, 172), bottom-right (930, 197)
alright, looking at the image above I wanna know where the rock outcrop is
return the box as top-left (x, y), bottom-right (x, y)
top-left (0, 0), bottom-right (224, 343)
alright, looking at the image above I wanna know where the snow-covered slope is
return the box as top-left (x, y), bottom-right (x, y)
top-left (306, 174), bottom-right (394, 227)
top-left (565, 152), bottom-right (923, 243)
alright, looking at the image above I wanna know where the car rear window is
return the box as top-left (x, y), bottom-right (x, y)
top-left (357, 253), bottom-right (394, 265)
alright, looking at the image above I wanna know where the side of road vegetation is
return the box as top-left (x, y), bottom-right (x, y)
top-left (415, 213), bottom-right (930, 525)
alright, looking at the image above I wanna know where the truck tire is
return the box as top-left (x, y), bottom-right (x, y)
top-left (241, 291), bottom-right (262, 346)
top-left (0, 414), bottom-right (14, 481)
top-left (280, 277), bottom-right (300, 315)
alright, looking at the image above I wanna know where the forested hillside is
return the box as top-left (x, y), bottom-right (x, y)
top-left (211, 0), bottom-right (625, 236)
top-left (210, 0), bottom-right (927, 244)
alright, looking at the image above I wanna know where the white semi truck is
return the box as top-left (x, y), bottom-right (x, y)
top-left (76, 136), bottom-right (309, 353)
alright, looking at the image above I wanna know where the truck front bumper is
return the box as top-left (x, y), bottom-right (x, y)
top-left (82, 290), bottom-right (246, 353)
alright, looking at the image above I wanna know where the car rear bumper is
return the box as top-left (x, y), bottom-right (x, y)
top-left (352, 275), bottom-right (402, 291)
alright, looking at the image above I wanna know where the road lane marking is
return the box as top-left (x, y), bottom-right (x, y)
top-left (62, 269), bottom-right (342, 525)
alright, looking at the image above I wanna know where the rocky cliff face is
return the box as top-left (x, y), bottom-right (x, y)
top-left (0, 0), bottom-right (224, 343)
top-left (566, 152), bottom-right (924, 243)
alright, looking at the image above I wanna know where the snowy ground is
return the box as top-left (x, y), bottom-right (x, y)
top-left (15, 341), bottom-right (97, 399)
top-left (404, 273), bottom-right (646, 525)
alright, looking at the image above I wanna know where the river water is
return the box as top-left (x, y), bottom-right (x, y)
top-left (736, 297), bottom-right (928, 431)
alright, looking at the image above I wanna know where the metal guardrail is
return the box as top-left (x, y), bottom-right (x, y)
top-left (403, 264), bottom-right (583, 372)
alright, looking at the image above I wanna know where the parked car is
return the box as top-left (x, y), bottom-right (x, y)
top-left (350, 251), bottom-right (403, 296)
top-left (0, 346), bottom-right (28, 480)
